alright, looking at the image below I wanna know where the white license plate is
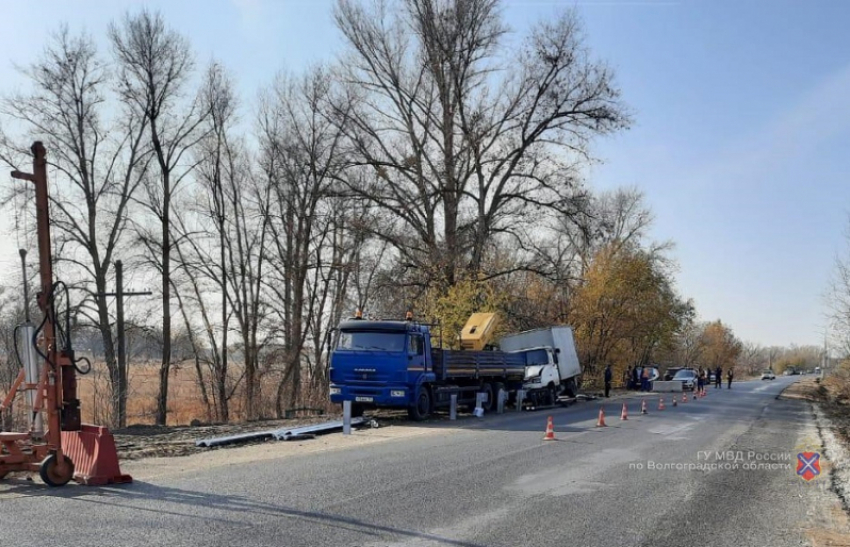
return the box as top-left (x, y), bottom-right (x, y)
top-left (355, 396), bottom-right (373, 402)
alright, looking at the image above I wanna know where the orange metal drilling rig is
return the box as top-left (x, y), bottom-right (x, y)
top-left (0, 142), bottom-right (131, 486)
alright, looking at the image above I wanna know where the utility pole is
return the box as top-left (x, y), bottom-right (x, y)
top-left (98, 260), bottom-right (150, 428)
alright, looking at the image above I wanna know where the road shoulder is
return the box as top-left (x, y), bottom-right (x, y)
top-left (780, 378), bottom-right (850, 545)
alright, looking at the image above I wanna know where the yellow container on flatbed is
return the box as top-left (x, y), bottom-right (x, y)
top-left (460, 313), bottom-right (499, 351)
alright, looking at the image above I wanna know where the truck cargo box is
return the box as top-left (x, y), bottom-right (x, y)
top-left (499, 327), bottom-right (581, 381)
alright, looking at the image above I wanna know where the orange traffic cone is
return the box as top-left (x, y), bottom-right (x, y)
top-left (658, 397), bottom-right (666, 411)
top-left (681, 393), bottom-right (688, 404)
top-left (641, 399), bottom-right (648, 414)
top-left (620, 402), bottom-right (629, 421)
top-left (543, 416), bottom-right (556, 441)
top-left (596, 407), bottom-right (608, 427)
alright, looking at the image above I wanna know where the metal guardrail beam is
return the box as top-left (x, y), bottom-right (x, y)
top-left (273, 418), bottom-right (367, 440)
top-left (195, 430), bottom-right (276, 448)
top-left (195, 417), bottom-right (369, 447)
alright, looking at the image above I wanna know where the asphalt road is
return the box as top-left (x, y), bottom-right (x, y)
top-left (0, 377), bottom-right (841, 546)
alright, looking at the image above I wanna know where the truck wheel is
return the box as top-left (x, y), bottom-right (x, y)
top-left (350, 403), bottom-right (365, 418)
top-left (563, 379), bottom-right (578, 398)
top-left (481, 383), bottom-right (495, 412)
top-left (408, 387), bottom-right (431, 421)
top-left (493, 382), bottom-right (505, 408)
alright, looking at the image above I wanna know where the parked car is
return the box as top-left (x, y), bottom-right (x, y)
top-left (635, 366), bottom-right (660, 382)
top-left (672, 369), bottom-right (698, 391)
top-left (664, 367), bottom-right (685, 381)
top-left (761, 370), bottom-right (776, 380)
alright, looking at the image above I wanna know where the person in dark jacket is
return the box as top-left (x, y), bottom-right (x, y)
top-left (625, 366), bottom-right (633, 390)
top-left (632, 366), bottom-right (639, 390)
top-left (604, 365), bottom-right (613, 398)
top-left (715, 366), bottom-right (722, 388)
top-left (727, 368), bottom-right (734, 389)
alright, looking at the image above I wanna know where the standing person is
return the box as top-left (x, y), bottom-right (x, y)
top-left (641, 366), bottom-right (650, 392)
top-left (632, 366), bottom-right (639, 391)
top-left (727, 368), bottom-right (734, 389)
top-left (696, 368), bottom-right (704, 393)
top-left (625, 366), bottom-right (633, 390)
top-left (715, 366), bottom-right (722, 389)
top-left (604, 364), bottom-right (613, 398)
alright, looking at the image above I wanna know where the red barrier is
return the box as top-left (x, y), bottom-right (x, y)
top-left (61, 425), bottom-right (132, 486)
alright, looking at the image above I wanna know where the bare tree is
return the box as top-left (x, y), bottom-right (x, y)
top-left (673, 319), bottom-right (707, 368)
top-left (109, 9), bottom-right (208, 425)
top-left (171, 62), bottom-right (270, 421)
top-left (829, 221), bottom-right (850, 358)
top-left (559, 187), bottom-right (656, 274)
top-left (257, 66), bottom-right (351, 416)
top-left (0, 28), bottom-right (150, 427)
top-left (332, 0), bottom-right (629, 290)
top-left (738, 342), bottom-right (765, 376)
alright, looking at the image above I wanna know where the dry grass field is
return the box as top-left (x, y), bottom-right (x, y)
top-left (76, 361), bottom-right (331, 427)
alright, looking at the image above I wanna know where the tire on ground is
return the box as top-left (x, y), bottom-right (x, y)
top-left (481, 382), bottom-right (495, 412)
top-left (408, 385), bottom-right (432, 421)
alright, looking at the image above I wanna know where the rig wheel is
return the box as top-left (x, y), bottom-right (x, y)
top-left (39, 454), bottom-right (74, 487)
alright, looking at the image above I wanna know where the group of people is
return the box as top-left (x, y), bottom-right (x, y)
top-left (603, 364), bottom-right (735, 398)
top-left (696, 366), bottom-right (735, 391)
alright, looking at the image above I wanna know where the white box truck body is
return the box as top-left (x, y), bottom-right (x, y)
top-left (499, 327), bottom-right (582, 397)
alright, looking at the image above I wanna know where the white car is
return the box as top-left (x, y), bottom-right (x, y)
top-left (672, 369), bottom-right (698, 391)
top-left (761, 371), bottom-right (776, 380)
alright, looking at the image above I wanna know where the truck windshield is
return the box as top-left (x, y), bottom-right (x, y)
top-left (338, 331), bottom-right (406, 352)
top-left (521, 348), bottom-right (550, 366)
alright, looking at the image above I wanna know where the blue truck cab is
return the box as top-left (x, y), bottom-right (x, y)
top-left (329, 318), bottom-right (436, 420)
top-left (329, 315), bottom-right (536, 420)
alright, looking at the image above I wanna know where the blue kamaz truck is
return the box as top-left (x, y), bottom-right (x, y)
top-left (329, 313), bottom-right (582, 420)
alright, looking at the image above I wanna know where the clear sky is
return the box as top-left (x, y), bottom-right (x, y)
top-left (0, 0), bottom-right (848, 348)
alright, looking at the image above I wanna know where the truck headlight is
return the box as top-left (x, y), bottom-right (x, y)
top-left (391, 390), bottom-right (405, 397)
top-left (329, 387), bottom-right (341, 395)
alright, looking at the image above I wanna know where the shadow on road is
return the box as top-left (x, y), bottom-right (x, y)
top-left (0, 479), bottom-right (487, 547)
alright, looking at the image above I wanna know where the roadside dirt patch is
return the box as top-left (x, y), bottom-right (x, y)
top-left (778, 377), bottom-right (827, 402)
top-left (122, 422), bottom-right (465, 481)
top-left (112, 408), bottom-right (437, 461)
top-left (790, 376), bottom-right (850, 449)
top-left (113, 415), bottom-right (340, 460)
top-left (805, 505), bottom-right (850, 547)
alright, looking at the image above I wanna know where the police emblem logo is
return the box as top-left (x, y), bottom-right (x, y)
top-left (796, 451), bottom-right (821, 481)
top-left (794, 437), bottom-right (824, 482)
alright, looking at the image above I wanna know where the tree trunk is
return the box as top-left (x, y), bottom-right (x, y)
top-left (156, 171), bottom-right (172, 426)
